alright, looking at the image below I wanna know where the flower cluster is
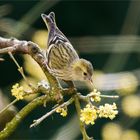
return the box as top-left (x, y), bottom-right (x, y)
top-left (90, 89), bottom-right (101, 102)
top-left (56, 107), bottom-right (67, 117)
top-left (80, 104), bottom-right (97, 125)
top-left (11, 83), bottom-right (24, 100)
top-left (98, 103), bottom-right (118, 120)
top-left (80, 103), bottom-right (118, 125)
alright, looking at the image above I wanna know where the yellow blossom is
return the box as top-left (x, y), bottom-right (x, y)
top-left (56, 107), bottom-right (67, 117)
top-left (90, 89), bottom-right (101, 102)
top-left (98, 103), bottom-right (118, 120)
top-left (20, 77), bottom-right (38, 101)
top-left (11, 83), bottom-right (24, 100)
top-left (80, 104), bottom-right (97, 125)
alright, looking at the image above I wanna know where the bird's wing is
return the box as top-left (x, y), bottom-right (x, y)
top-left (47, 42), bottom-right (79, 70)
top-left (47, 28), bottom-right (70, 49)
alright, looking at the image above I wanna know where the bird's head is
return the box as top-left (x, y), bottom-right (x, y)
top-left (71, 59), bottom-right (93, 84)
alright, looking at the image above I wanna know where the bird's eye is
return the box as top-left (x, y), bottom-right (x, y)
top-left (83, 72), bottom-right (87, 76)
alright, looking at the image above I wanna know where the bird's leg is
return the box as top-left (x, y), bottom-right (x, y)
top-left (63, 80), bottom-right (77, 94)
top-left (51, 81), bottom-right (76, 109)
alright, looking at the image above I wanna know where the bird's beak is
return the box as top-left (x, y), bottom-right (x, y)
top-left (88, 77), bottom-right (93, 86)
top-left (90, 79), bottom-right (93, 86)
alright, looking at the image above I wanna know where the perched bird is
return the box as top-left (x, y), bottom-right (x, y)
top-left (41, 12), bottom-right (93, 85)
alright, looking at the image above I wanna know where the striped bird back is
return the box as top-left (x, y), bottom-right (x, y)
top-left (47, 42), bottom-right (79, 71)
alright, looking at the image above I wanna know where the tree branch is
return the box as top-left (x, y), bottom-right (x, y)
top-left (0, 95), bottom-right (49, 139)
top-left (30, 97), bottom-right (74, 128)
top-left (0, 36), bottom-right (119, 140)
top-left (0, 37), bottom-right (58, 86)
top-left (0, 37), bottom-right (62, 98)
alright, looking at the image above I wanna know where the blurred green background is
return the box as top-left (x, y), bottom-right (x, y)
top-left (0, 0), bottom-right (140, 140)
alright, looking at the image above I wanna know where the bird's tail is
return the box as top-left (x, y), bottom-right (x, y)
top-left (41, 12), bottom-right (56, 30)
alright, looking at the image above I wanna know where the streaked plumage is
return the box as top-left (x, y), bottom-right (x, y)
top-left (41, 12), bottom-right (93, 83)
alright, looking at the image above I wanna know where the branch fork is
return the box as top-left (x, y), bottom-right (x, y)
top-left (0, 36), bottom-right (119, 140)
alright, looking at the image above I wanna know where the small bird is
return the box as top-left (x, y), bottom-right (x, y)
top-left (41, 12), bottom-right (93, 86)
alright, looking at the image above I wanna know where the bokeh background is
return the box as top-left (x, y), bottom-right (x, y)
top-left (0, 0), bottom-right (140, 140)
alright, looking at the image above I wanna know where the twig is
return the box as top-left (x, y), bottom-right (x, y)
top-left (8, 52), bottom-right (30, 86)
top-left (99, 95), bottom-right (119, 98)
top-left (0, 46), bottom-right (16, 54)
top-left (30, 97), bottom-right (74, 128)
top-left (78, 92), bottom-right (119, 102)
top-left (88, 92), bottom-right (119, 99)
top-left (0, 99), bottom-right (18, 114)
top-left (74, 95), bottom-right (93, 140)
top-left (0, 89), bottom-right (38, 115)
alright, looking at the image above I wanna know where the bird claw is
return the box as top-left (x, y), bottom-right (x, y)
top-left (54, 93), bottom-right (63, 104)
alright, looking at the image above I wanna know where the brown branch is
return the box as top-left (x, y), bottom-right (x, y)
top-left (0, 37), bottom-right (29, 53)
top-left (0, 37), bottom-right (62, 98)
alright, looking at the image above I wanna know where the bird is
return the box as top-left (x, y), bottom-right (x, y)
top-left (41, 12), bottom-right (93, 87)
